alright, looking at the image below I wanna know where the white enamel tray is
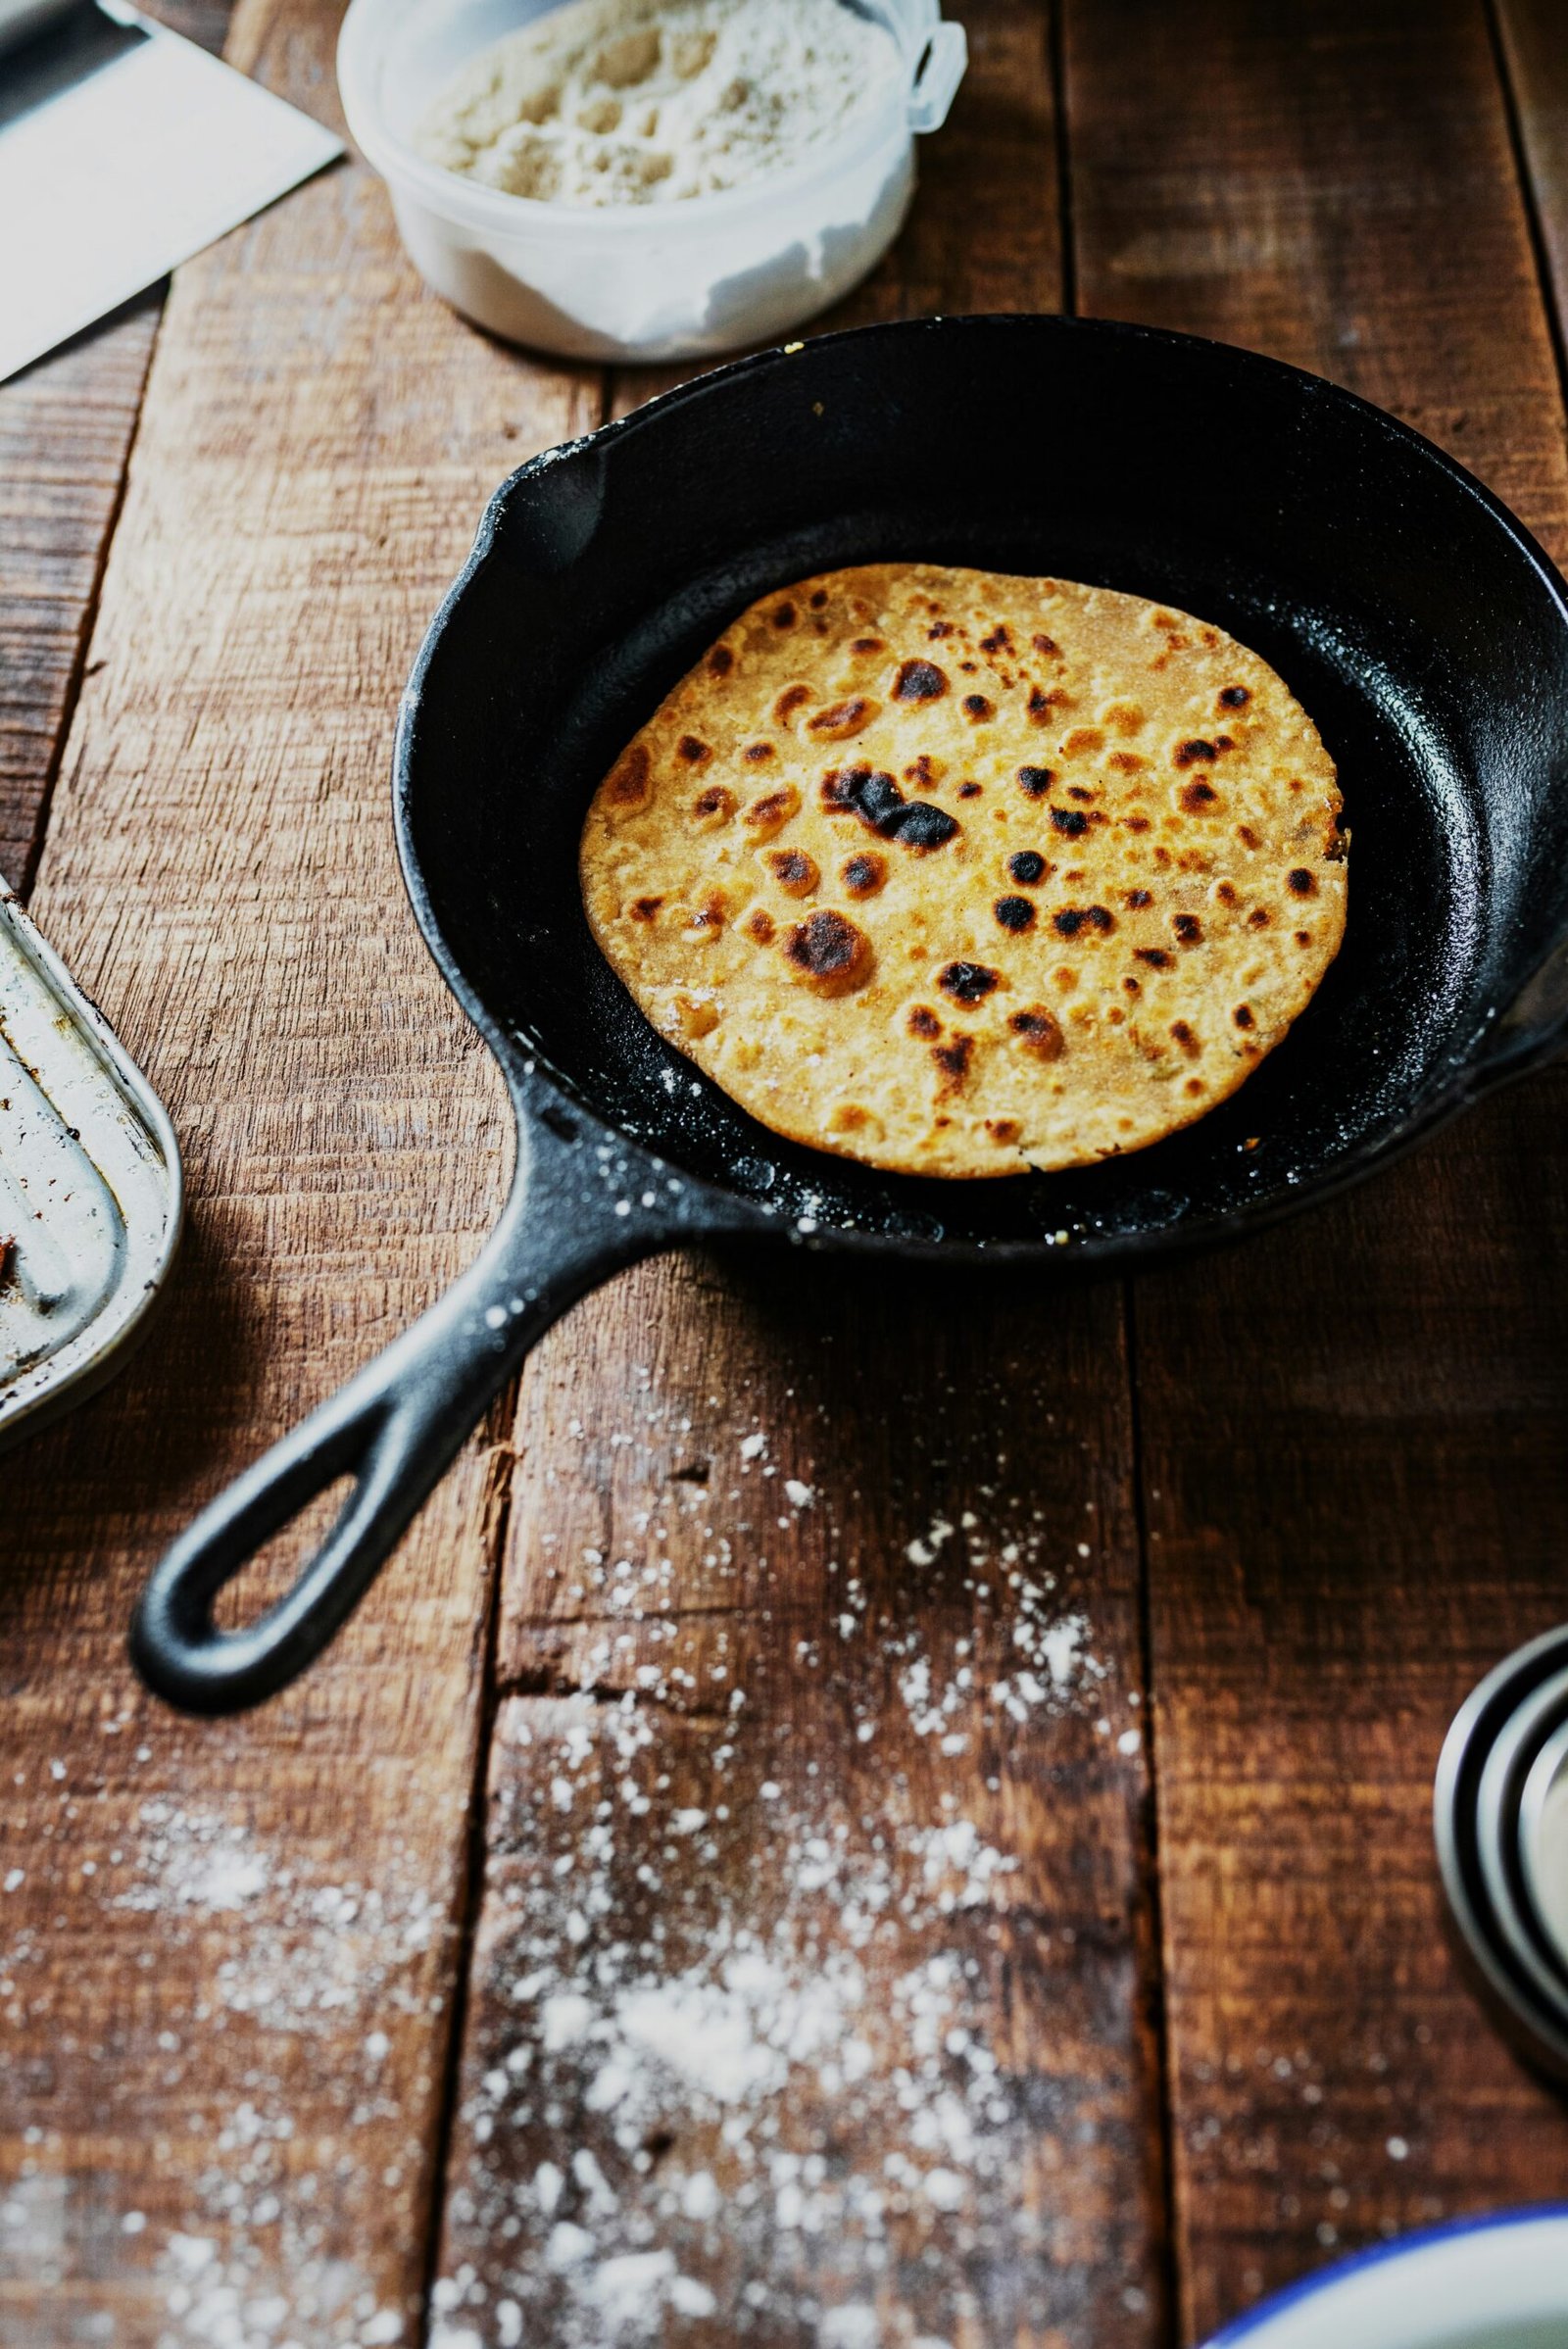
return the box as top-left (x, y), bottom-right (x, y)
top-left (0, 882), bottom-right (181, 1449)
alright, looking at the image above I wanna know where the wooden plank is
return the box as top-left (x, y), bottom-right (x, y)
top-left (0, 0), bottom-right (602, 2340)
top-left (0, 0), bottom-right (235, 893)
top-left (1495, 0), bottom-right (1568, 343)
top-left (1065, 0), bottom-right (1568, 2336)
top-left (431, 10), bottom-right (1176, 2344)
top-left (438, 1260), bottom-right (1166, 2349)
top-left (839, 0), bottom-right (1066, 323)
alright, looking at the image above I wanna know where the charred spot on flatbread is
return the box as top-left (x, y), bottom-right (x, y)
top-left (1009, 1006), bottom-right (1064, 1059)
top-left (784, 908), bottom-right (872, 996)
top-left (1053, 905), bottom-right (1113, 941)
top-left (893, 659), bottom-right (949, 703)
top-left (939, 961), bottom-right (1000, 1003)
top-left (841, 852), bottom-right (887, 899)
top-left (821, 766), bottom-right (959, 853)
top-left (606, 742), bottom-right (653, 810)
top-left (932, 1034), bottom-right (974, 1094)
top-left (692, 784), bottom-right (736, 829)
top-left (808, 696), bottom-right (879, 741)
top-left (742, 784), bottom-right (801, 840)
top-left (766, 849), bottom-right (818, 898)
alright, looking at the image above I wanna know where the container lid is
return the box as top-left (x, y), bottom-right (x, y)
top-left (1435, 1624), bottom-right (1568, 2082)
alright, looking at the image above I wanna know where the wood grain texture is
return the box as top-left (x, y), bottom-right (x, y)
top-left (1496, 0), bottom-right (1568, 345)
top-left (0, 0), bottom-right (236, 893)
top-left (837, 0), bottom-right (1060, 324)
top-left (1065, 0), bottom-right (1568, 2335)
top-left (1, 0), bottom-right (600, 2338)
top-left (434, 10), bottom-right (1173, 2342)
top-left (436, 1257), bottom-right (1166, 2348)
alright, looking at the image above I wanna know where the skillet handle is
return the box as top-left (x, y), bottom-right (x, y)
top-left (130, 1114), bottom-right (667, 1714)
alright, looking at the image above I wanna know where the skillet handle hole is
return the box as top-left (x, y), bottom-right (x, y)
top-left (209, 1477), bottom-right (358, 1634)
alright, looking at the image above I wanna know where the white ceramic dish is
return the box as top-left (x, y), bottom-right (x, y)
top-left (337, 0), bottom-right (966, 361)
top-left (1203, 2209), bottom-right (1568, 2349)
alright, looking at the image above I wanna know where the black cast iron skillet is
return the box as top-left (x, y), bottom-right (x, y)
top-left (131, 314), bottom-right (1568, 1714)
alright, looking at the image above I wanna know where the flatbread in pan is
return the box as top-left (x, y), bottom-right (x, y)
top-left (580, 563), bottom-right (1347, 1177)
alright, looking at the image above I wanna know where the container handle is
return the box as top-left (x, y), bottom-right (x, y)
top-left (906, 21), bottom-right (967, 136)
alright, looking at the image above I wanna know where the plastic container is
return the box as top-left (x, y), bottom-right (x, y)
top-left (337, 0), bottom-right (966, 362)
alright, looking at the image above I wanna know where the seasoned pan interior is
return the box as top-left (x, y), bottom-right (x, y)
top-left (398, 318), bottom-right (1568, 1251)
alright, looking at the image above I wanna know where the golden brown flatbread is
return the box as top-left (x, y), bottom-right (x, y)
top-left (579, 563), bottom-right (1347, 1178)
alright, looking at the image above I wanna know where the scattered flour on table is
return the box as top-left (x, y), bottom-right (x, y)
top-left (429, 1426), bottom-right (1141, 2346)
top-left (0, 1357), bottom-right (1423, 2340)
top-left (415, 0), bottom-right (902, 206)
top-left (0, 1788), bottom-right (445, 2348)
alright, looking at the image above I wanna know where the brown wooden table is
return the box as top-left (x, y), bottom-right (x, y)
top-left (6, 3), bottom-right (1568, 2342)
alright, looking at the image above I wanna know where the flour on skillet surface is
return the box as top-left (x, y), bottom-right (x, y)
top-left (416, 0), bottom-right (900, 207)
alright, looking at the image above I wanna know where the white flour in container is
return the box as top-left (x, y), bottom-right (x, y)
top-left (414, 0), bottom-right (902, 206)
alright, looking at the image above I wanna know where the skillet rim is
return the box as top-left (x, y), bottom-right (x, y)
top-left (392, 311), bottom-right (1568, 1274)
